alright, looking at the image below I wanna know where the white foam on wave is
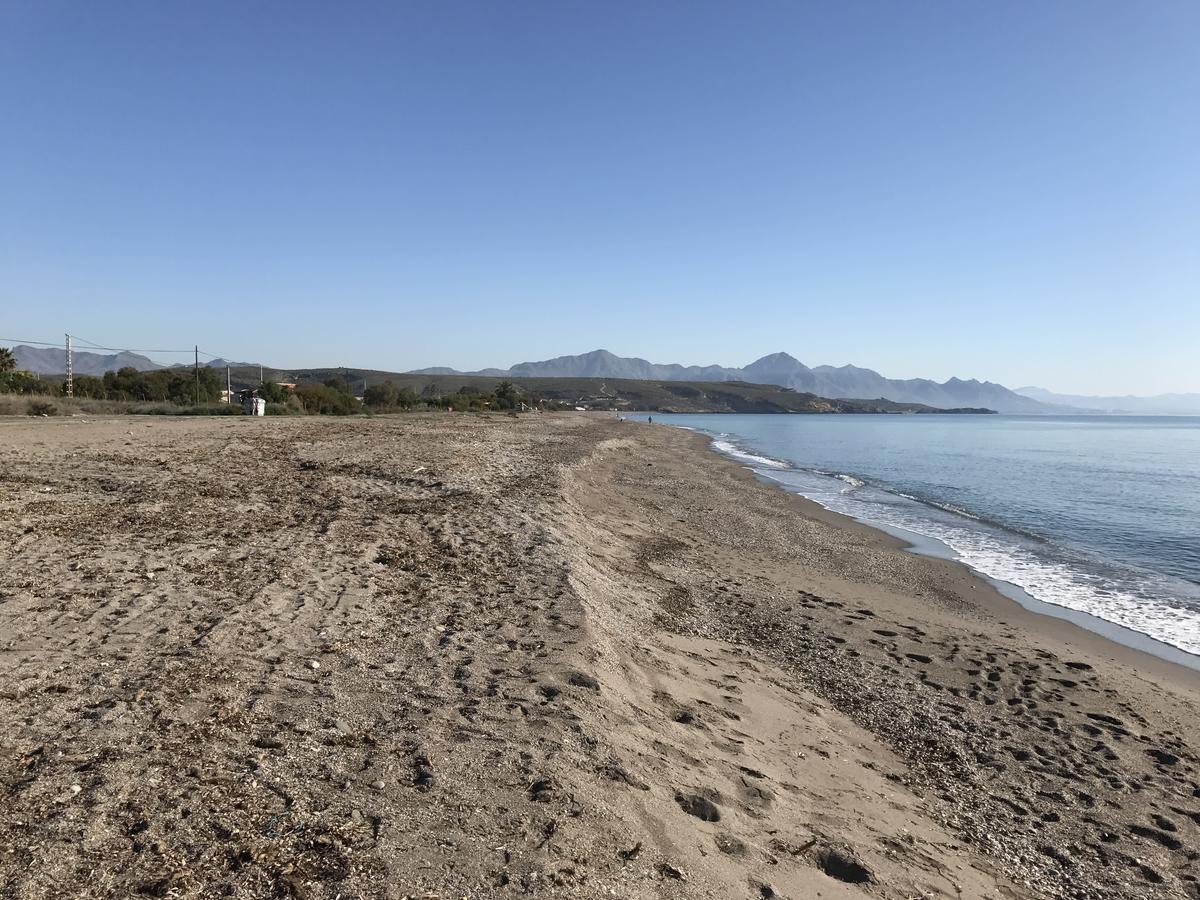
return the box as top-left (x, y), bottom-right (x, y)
top-left (898, 518), bottom-right (1200, 657)
top-left (809, 470), bottom-right (867, 493)
top-left (894, 492), bottom-right (985, 522)
top-left (710, 438), bottom-right (792, 470)
top-left (710, 438), bottom-right (1200, 658)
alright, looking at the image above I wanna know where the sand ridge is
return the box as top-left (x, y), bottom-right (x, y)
top-left (0, 413), bottom-right (1196, 899)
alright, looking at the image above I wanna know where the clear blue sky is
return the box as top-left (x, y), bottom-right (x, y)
top-left (2, 1), bottom-right (1197, 394)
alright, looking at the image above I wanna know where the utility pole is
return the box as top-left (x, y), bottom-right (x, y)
top-left (259, 364), bottom-right (263, 386)
top-left (65, 334), bottom-right (73, 398)
top-left (226, 365), bottom-right (232, 404)
top-left (194, 345), bottom-right (200, 405)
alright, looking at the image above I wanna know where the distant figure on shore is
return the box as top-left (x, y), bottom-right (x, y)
top-left (648, 415), bottom-right (653, 424)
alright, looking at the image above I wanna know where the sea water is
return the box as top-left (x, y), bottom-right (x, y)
top-left (634, 414), bottom-right (1200, 664)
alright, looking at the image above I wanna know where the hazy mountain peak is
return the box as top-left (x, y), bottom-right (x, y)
top-left (1015, 385), bottom-right (1200, 415)
top-left (748, 351), bottom-right (802, 365)
top-left (743, 352), bottom-right (811, 379)
top-left (402, 349), bottom-right (1082, 413)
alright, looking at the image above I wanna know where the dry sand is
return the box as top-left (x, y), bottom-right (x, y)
top-left (0, 413), bottom-right (1197, 900)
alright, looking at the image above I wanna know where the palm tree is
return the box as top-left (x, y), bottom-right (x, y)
top-left (0, 347), bottom-right (15, 373)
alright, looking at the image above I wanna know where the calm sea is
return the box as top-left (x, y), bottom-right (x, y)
top-left (636, 414), bottom-right (1200, 664)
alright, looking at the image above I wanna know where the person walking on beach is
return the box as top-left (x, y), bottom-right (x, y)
top-left (648, 415), bottom-right (653, 424)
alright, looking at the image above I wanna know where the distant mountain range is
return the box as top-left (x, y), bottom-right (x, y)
top-left (1016, 386), bottom-right (1200, 416)
top-left (13, 343), bottom-right (1193, 415)
top-left (167, 358), bottom-right (260, 370)
top-left (10, 345), bottom-right (258, 377)
top-left (412, 349), bottom-right (1079, 414)
top-left (12, 345), bottom-right (165, 376)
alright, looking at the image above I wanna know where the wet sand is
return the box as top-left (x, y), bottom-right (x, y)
top-left (0, 413), bottom-right (1196, 899)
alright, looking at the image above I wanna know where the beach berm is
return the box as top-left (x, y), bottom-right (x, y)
top-left (0, 413), bottom-right (1197, 899)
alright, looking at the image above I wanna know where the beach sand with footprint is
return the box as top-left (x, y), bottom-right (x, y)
top-left (0, 413), bottom-right (1196, 899)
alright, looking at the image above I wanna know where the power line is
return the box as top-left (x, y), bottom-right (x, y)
top-left (3, 333), bottom-right (194, 354)
top-left (70, 336), bottom-right (238, 361)
top-left (70, 334), bottom-right (196, 354)
top-left (4, 334), bottom-right (237, 359)
top-left (3, 334), bottom-right (245, 368)
top-left (0, 337), bottom-right (67, 348)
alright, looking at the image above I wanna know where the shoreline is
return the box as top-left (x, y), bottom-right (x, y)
top-left (644, 415), bottom-right (1200, 677)
top-left (582, 417), bottom-right (1200, 897)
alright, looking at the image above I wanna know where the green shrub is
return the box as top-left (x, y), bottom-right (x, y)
top-left (258, 381), bottom-right (291, 404)
top-left (0, 371), bottom-right (52, 395)
top-left (363, 380), bottom-right (422, 411)
top-left (294, 383), bottom-right (361, 415)
top-left (494, 380), bottom-right (521, 410)
top-left (364, 380), bottom-right (399, 408)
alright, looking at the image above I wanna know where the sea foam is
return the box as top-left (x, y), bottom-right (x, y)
top-left (703, 430), bottom-right (1200, 658)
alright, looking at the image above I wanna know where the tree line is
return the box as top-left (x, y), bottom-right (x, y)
top-left (0, 352), bottom-right (227, 402)
top-left (74, 367), bottom-right (226, 403)
top-left (266, 377), bottom-right (533, 414)
top-left (1, 348), bottom-right (541, 416)
top-left (362, 379), bottom-right (531, 412)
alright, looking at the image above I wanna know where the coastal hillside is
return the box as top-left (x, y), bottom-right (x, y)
top-left (412, 349), bottom-right (1071, 414)
top-left (11, 345), bottom-right (1053, 413)
top-left (230, 367), bottom-right (995, 413)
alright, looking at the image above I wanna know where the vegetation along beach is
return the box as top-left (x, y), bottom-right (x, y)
top-left (2, 412), bottom-right (1197, 899)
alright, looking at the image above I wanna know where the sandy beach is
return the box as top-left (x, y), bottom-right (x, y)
top-left (1, 413), bottom-right (1197, 900)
